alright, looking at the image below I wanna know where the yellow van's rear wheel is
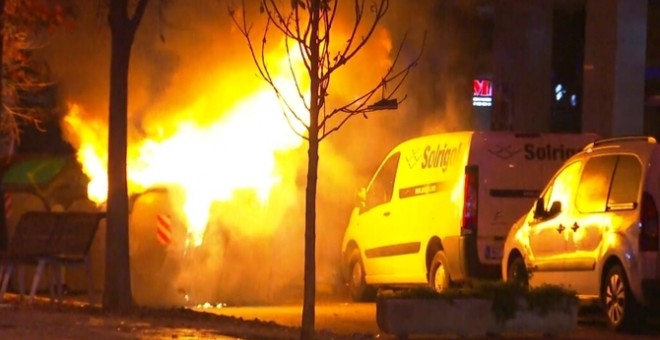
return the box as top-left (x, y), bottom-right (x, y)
top-left (430, 251), bottom-right (451, 293)
top-left (347, 250), bottom-right (375, 301)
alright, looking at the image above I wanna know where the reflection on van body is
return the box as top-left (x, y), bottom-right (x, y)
top-left (502, 136), bottom-right (660, 331)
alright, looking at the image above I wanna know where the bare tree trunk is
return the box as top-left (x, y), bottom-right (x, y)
top-left (302, 134), bottom-right (319, 339)
top-left (104, 21), bottom-right (133, 312)
top-left (301, 1), bottom-right (320, 338)
top-left (0, 0), bottom-right (7, 251)
top-left (0, 0), bottom-right (5, 116)
top-left (104, 0), bottom-right (138, 312)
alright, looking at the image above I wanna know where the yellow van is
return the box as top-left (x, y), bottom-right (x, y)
top-left (341, 131), bottom-right (598, 301)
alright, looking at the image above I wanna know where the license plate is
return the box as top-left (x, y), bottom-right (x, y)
top-left (485, 245), bottom-right (503, 260)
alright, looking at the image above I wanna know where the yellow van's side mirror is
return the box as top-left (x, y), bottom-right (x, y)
top-left (534, 198), bottom-right (561, 220)
top-left (356, 187), bottom-right (367, 208)
top-left (547, 201), bottom-right (562, 218)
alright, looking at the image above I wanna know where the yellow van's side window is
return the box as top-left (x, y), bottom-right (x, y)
top-left (364, 153), bottom-right (400, 211)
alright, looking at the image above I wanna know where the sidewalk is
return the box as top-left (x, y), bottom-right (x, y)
top-left (0, 292), bottom-right (369, 339)
top-left (0, 295), bottom-right (241, 339)
top-left (0, 293), bottom-right (311, 340)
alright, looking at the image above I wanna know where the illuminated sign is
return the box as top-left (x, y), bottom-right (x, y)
top-left (473, 79), bottom-right (492, 107)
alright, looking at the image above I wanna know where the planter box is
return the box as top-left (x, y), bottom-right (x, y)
top-left (376, 296), bottom-right (578, 338)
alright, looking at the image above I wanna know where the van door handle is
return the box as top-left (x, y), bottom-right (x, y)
top-left (557, 224), bottom-right (565, 233)
top-left (383, 211), bottom-right (391, 217)
top-left (571, 222), bottom-right (580, 232)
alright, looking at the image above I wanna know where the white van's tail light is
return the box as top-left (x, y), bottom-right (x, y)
top-left (462, 166), bottom-right (479, 236)
top-left (639, 192), bottom-right (659, 252)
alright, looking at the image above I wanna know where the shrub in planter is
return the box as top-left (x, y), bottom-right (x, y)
top-left (376, 281), bottom-right (579, 338)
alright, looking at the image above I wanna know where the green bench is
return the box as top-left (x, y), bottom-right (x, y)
top-left (0, 211), bottom-right (105, 304)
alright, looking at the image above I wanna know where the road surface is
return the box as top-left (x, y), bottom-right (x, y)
top-left (198, 301), bottom-right (660, 339)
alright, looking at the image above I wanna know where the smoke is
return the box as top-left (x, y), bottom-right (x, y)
top-left (41, 0), bottom-right (479, 306)
top-left (382, 0), bottom-right (480, 133)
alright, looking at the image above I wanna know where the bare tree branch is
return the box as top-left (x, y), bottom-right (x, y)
top-left (277, 96), bottom-right (307, 140)
top-left (295, 4), bottom-right (313, 74)
top-left (129, 0), bottom-right (150, 32)
top-left (319, 31), bottom-right (426, 141)
top-left (232, 0), bottom-right (422, 141)
top-left (230, 1), bottom-right (310, 133)
top-left (264, 0), bottom-right (298, 39)
top-left (284, 36), bottom-right (309, 111)
top-left (324, 0), bottom-right (388, 81)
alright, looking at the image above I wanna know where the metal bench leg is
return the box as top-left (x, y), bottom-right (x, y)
top-left (85, 256), bottom-right (95, 305)
top-left (0, 264), bottom-right (12, 302)
top-left (0, 264), bottom-right (4, 301)
top-left (29, 259), bottom-right (47, 304)
top-left (47, 263), bottom-right (58, 303)
top-left (55, 264), bottom-right (64, 304)
top-left (17, 265), bottom-right (25, 301)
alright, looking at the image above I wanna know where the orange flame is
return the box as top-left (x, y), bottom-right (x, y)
top-left (64, 72), bottom-right (308, 247)
top-left (62, 23), bottom-right (393, 248)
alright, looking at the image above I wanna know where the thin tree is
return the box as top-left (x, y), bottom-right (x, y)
top-left (104, 0), bottom-right (149, 311)
top-left (232, 0), bottom-right (421, 337)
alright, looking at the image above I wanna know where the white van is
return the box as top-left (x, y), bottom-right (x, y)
top-left (502, 136), bottom-right (660, 330)
top-left (341, 131), bottom-right (598, 301)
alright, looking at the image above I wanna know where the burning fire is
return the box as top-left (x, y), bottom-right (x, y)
top-left (61, 20), bottom-right (393, 249)
top-left (64, 72), bottom-right (308, 247)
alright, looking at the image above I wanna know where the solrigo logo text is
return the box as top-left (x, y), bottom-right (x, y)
top-left (421, 143), bottom-right (462, 171)
top-left (524, 143), bottom-right (580, 161)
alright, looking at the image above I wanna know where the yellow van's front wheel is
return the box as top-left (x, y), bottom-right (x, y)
top-left (430, 251), bottom-right (451, 293)
top-left (506, 256), bottom-right (529, 287)
top-left (347, 249), bottom-right (376, 301)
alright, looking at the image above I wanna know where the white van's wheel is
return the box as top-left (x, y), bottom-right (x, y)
top-left (430, 251), bottom-right (451, 293)
top-left (507, 256), bottom-right (529, 287)
top-left (602, 264), bottom-right (642, 331)
top-left (347, 250), bottom-right (375, 301)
